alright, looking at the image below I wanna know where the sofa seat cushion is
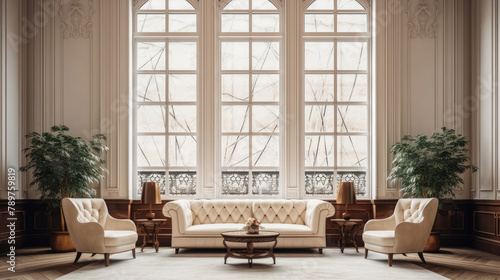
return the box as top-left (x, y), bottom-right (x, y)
top-left (362, 230), bottom-right (395, 247)
top-left (104, 230), bottom-right (138, 247)
top-left (260, 224), bottom-right (313, 236)
top-left (184, 223), bottom-right (245, 235)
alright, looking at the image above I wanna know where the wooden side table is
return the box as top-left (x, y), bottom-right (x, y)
top-left (136, 219), bottom-right (166, 252)
top-left (331, 219), bottom-right (363, 253)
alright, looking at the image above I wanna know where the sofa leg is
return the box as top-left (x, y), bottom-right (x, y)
top-left (104, 253), bottom-right (110, 267)
top-left (418, 252), bottom-right (426, 264)
top-left (132, 248), bottom-right (136, 259)
top-left (175, 248), bottom-right (179, 254)
top-left (91, 253), bottom-right (97, 257)
top-left (402, 253), bottom-right (407, 257)
top-left (74, 252), bottom-right (82, 264)
top-left (364, 248), bottom-right (368, 259)
top-left (319, 249), bottom-right (323, 254)
top-left (388, 253), bottom-right (393, 267)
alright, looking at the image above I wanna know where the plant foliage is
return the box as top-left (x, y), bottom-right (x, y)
top-left (20, 125), bottom-right (109, 209)
top-left (388, 127), bottom-right (477, 203)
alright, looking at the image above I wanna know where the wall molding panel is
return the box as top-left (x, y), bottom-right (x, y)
top-left (58, 0), bottom-right (94, 39)
top-left (406, 0), bottom-right (439, 39)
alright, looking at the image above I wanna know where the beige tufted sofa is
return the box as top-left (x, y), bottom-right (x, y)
top-left (62, 198), bottom-right (138, 266)
top-left (162, 199), bottom-right (335, 253)
top-left (362, 198), bottom-right (438, 266)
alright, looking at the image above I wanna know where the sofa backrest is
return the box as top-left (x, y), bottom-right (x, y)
top-left (253, 200), bottom-right (307, 224)
top-left (394, 198), bottom-right (438, 224)
top-left (190, 200), bottom-right (253, 225)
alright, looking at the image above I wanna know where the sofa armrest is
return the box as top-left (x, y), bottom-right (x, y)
top-left (305, 200), bottom-right (335, 234)
top-left (105, 214), bottom-right (137, 231)
top-left (68, 221), bottom-right (106, 253)
top-left (364, 215), bottom-right (396, 232)
top-left (162, 200), bottom-right (193, 235)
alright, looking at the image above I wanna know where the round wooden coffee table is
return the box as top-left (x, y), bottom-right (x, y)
top-left (221, 231), bottom-right (280, 267)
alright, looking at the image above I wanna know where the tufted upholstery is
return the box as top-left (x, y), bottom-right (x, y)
top-left (362, 198), bottom-right (438, 266)
top-left (62, 198), bottom-right (138, 266)
top-left (162, 199), bottom-right (335, 250)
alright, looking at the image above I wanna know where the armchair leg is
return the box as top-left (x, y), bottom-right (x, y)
top-left (319, 249), bottom-right (323, 254)
top-left (74, 252), bottom-right (82, 264)
top-left (388, 253), bottom-right (393, 267)
top-left (364, 248), bottom-right (368, 259)
top-left (175, 248), bottom-right (179, 254)
top-left (132, 248), bottom-right (136, 259)
top-left (418, 252), bottom-right (426, 264)
top-left (104, 253), bottom-right (110, 267)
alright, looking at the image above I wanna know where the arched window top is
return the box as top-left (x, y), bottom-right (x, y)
top-left (138, 0), bottom-right (197, 10)
top-left (306, 0), bottom-right (368, 11)
top-left (135, 0), bottom-right (198, 33)
top-left (221, 0), bottom-right (280, 11)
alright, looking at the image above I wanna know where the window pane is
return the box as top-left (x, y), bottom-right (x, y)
top-left (137, 105), bottom-right (166, 132)
top-left (252, 0), bottom-right (277, 10)
top-left (305, 105), bottom-right (334, 133)
top-left (252, 42), bottom-right (280, 70)
top-left (338, 74), bottom-right (367, 102)
top-left (169, 74), bottom-right (197, 101)
top-left (305, 74), bottom-right (334, 102)
top-left (337, 135), bottom-right (367, 167)
top-left (169, 42), bottom-right (196, 70)
top-left (222, 105), bottom-right (249, 132)
top-left (169, 172), bottom-right (196, 195)
top-left (305, 171), bottom-right (334, 195)
top-left (222, 74), bottom-right (249, 102)
top-left (337, 105), bottom-right (368, 132)
top-left (252, 172), bottom-right (279, 195)
top-left (252, 14), bottom-right (279, 32)
top-left (169, 136), bottom-right (197, 166)
top-left (337, 0), bottom-right (365, 10)
top-left (224, 0), bottom-right (249, 10)
top-left (137, 74), bottom-right (166, 102)
top-left (137, 14), bottom-right (166, 32)
top-left (305, 42), bottom-right (334, 70)
top-left (137, 136), bottom-right (165, 167)
top-left (222, 136), bottom-right (250, 166)
top-left (137, 42), bottom-right (166, 70)
top-left (222, 172), bottom-right (249, 195)
top-left (253, 105), bottom-right (279, 133)
top-left (252, 136), bottom-right (279, 166)
top-left (221, 14), bottom-right (249, 32)
top-left (169, 0), bottom-right (195, 10)
top-left (252, 74), bottom-right (279, 102)
top-left (337, 41), bottom-right (367, 70)
top-left (169, 105), bottom-right (197, 133)
top-left (222, 42), bottom-right (249, 70)
top-left (307, 0), bottom-right (334, 10)
top-left (169, 14), bottom-right (197, 32)
top-left (305, 135), bottom-right (334, 167)
top-left (337, 14), bottom-right (367, 32)
top-left (140, 0), bottom-right (166, 10)
top-left (305, 14), bottom-right (334, 32)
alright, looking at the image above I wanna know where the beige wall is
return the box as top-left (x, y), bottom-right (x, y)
top-left (2, 0), bottom-right (496, 200)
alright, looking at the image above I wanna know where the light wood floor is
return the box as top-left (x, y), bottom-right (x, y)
top-left (0, 247), bottom-right (499, 279)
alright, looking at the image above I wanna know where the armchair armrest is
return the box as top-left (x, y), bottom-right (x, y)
top-left (305, 200), bottom-right (335, 234)
top-left (364, 215), bottom-right (396, 231)
top-left (162, 200), bottom-right (193, 235)
top-left (105, 214), bottom-right (137, 231)
top-left (68, 221), bottom-right (106, 253)
top-left (393, 221), bottom-right (431, 253)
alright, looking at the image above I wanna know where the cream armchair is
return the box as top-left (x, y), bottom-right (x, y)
top-left (62, 198), bottom-right (138, 266)
top-left (362, 198), bottom-right (438, 266)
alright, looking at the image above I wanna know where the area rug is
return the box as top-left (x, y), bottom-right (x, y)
top-left (59, 248), bottom-right (446, 280)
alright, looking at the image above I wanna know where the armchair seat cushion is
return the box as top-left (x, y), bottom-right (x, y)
top-left (185, 224), bottom-right (244, 235)
top-left (362, 230), bottom-right (395, 247)
top-left (104, 230), bottom-right (138, 247)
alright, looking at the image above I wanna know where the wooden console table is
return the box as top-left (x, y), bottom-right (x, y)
top-left (136, 219), bottom-right (166, 252)
top-left (221, 231), bottom-right (280, 267)
top-left (331, 219), bottom-right (363, 253)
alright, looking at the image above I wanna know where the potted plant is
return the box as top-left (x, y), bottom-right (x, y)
top-left (20, 125), bottom-right (108, 252)
top-left (388, 127), bottom-right (477, 251)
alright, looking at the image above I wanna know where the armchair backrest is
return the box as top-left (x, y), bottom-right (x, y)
top-left (394, 198), bottom-right (438, 225)
top-left (62, 198), bottom-right (109, 228)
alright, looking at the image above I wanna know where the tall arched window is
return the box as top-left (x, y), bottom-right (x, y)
top-left (218, 0), bottom-right (282, 196)
top-left (303, 0), bottom-right (371, 198)
top-left (134, 0), bottom-right (199, 197)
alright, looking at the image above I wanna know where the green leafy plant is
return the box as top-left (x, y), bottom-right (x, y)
top-left (388, 127), bottom-right (477, 204)
top-left (20, 125), bottom-right (108, 219)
